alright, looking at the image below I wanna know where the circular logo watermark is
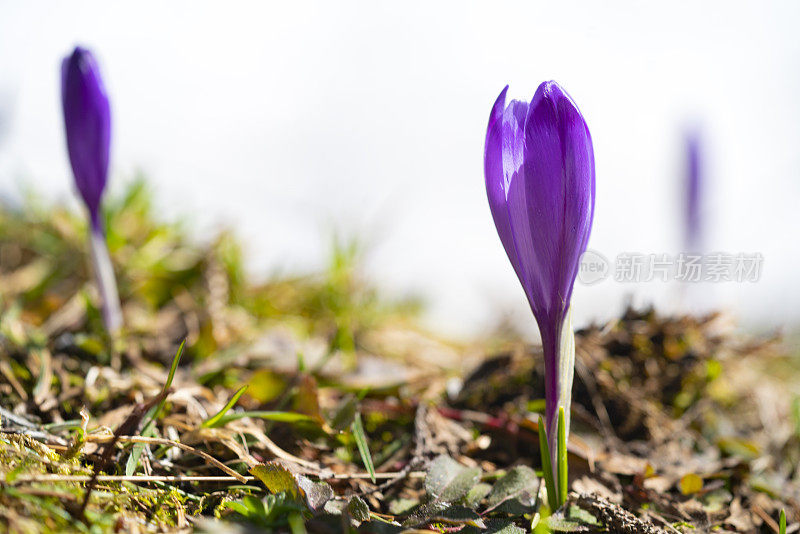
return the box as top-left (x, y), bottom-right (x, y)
top-left (578, 249), bottom-right (610, 285)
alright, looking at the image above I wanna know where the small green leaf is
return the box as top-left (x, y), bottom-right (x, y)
top-left (462, 482), bottom-right (492, 509)
top-left (347, 495), bottom-right (370, 525)
top-left (485, 465), bottom-right (539, 514)
top-left (201, 385), bottom-right (248, 428)
top-left (403, 502), bottom-right (485, 528)
top-left (568, 505), bottom-right (599, 526)
top-left (250, 462), bottom-right (300, 498)
top-left (434, 505), bottom-right (486, 528)
top-left (487, 520), bottom-right (527, 534)
top-left (242, 495), bottom-right (267, 516)
top-left (425, 455), bottom-right (482, 503)
top-left (780, 509), bottom-right (787, 534)
top-left (351, 412), bottom-right (376, 483)
top-left (296, 475), bottom-right (334, 512)
top-left (402, 501), bottom-right (449, 527)
top-left (223, 500), bottom-right (250, 517)
top-left (547, 515), bottom-right (590, 532)
top-left (462, 519), bottom-right (527, 534)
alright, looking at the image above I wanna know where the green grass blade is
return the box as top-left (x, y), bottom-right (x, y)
top-left (780, 509), bottom-right (786, 534)
top-left (288, 511), bottom-right (307, 534)
top-left (557, 406), bottom-right (568, 508)
top-left (213, 410), bottom-right (316, 426)
top-left (202, 385), bottom-right (249, 428)
top-left (164, 339), bottom-right (185, 390)
top-left (352, 412), bottom-right (376, 483)
top-left (538, 415), bottom-right (558, 511)
top-left (125, 444), bottom-right (144, 477)
top-left (127, 340), bottom-right (185, 476)
top-left (141, 339), bottom-right (185, 432)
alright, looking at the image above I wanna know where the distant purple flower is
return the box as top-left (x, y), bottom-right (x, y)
top-left (484, 81), bottom-right (595, 466)
top-left (61, 46), bottom-right (111, 229)
top-left (61, 46), bottom-right (121, 332)
top-left (684, 131), bottom-right (702, 252)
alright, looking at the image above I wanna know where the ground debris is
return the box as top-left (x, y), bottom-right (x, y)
top-left (571, 492), bottom-right (666, 534)
top-left (0, 183), bottom-right (797, 532)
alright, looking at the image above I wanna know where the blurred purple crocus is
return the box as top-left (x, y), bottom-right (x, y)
top-left (61, 46), bottom-right (122, 332)
top-left (484, 81), bottom-right (595, 471)
top-left (684, 131), bottom-right (702, 252)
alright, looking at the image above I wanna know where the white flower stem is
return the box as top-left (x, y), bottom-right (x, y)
top-left (557, 305), bottom-right (575, 440)
top-left (547, 305), bottom-right (576, 491)
top-left (89, 223), bottom-right (122, 333)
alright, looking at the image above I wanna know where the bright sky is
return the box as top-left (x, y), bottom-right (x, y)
top-left (1, 1), bottom-right (798, 339)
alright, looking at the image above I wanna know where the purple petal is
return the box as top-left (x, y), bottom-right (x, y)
top-left (520, 82), bottom-right (595, 329)
top-left (61, 46), bottom-right (111, 227)
top-left (485, 86), bottom-right (523, 282)
top-left (550, 83), bottom-right (595, 315)
top-left (525, 81), bottom-right (595, 434)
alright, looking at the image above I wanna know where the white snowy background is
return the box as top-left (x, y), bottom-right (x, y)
top-left (0, 1), bottom-right (798, 340)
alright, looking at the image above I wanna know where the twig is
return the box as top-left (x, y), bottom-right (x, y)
top-left (753, 504), bottom-right (780, 533)
top-left (84, 434), bottom-right (247, 482)
top-left (0, 407), bottom-right (36, 428)
top-left (244, 428), bottom-right (321, 471)
top-left (647, 511), bottom-right (684, 534)
top-left (14, 475), bottom-right (252, 484)
top-left (13, 472), bottom-right (427, 484)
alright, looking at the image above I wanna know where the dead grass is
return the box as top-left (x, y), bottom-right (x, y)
top-left (0, 181), bottom-right (798, 533)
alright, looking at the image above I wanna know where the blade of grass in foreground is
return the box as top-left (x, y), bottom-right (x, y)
top-left (288, 511), bottom-right (307, 534)
top-left (201, 385), bottom-right (249, 428)
top-left (557, 406), bottom-right (568, 508)
top-left (212, 411), bottom-right (316, 427)
top-left (141, 339), bottom-right (185, 432)
top-left (351, 412), bottom-right (375, 483)
top-left (126, 340), bottom-right (184, 476)
top-left (538, 415), bottom-right (558, 511)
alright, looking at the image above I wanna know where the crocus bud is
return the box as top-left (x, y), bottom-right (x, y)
top-left (684, 130), bottom-right (702, 252)
top-left (61, 47), bottom-right (111, 229)
top-left (484, 81), bottom-right (595, 473)
top-left (61, 46), bottom-right (121, 332)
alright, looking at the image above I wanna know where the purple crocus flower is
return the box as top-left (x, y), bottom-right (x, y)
top-left (61, 46), bottom-right (122, 332)
top-left (62, 47), bottom-right (110, 229)
top-left (684, 131), bottom-right (702, 252)
top-left (484, 81), bottom-right (595, 471)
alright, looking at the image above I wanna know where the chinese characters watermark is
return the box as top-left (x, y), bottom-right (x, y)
top-left (578, 250), bottom-right (763, 285)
